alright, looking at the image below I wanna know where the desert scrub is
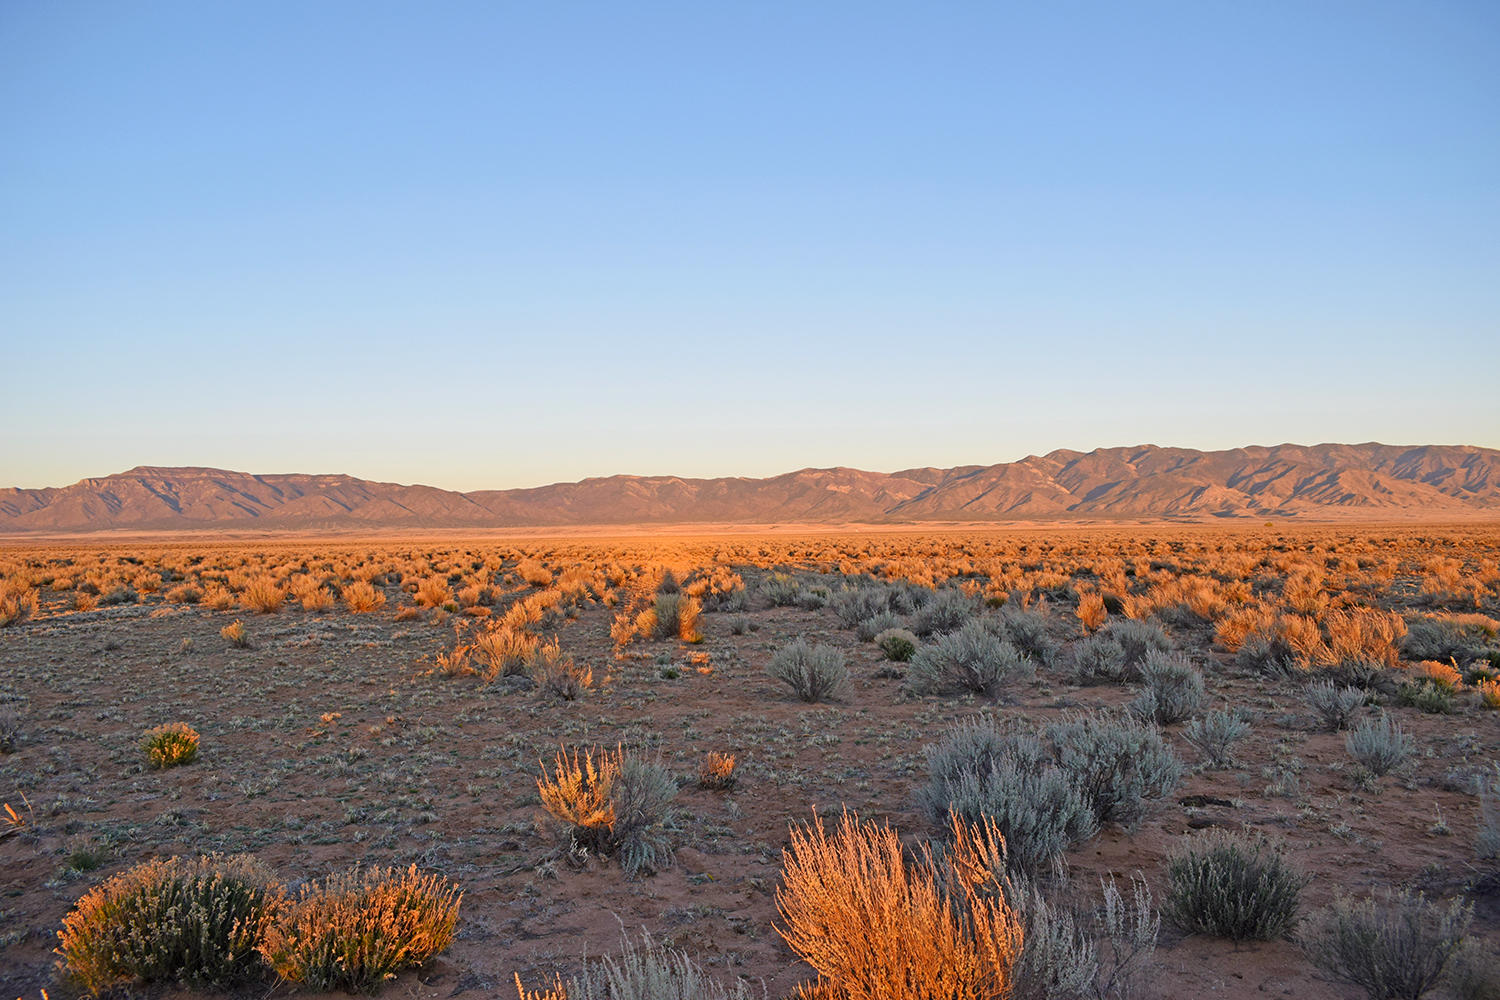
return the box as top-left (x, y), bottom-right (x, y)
top-left (528, 639), bottom-right (593, 700)
top-left (537, 746), bottom-right (678, 876)
top-left (650, 592), bottom-right (702, 642)
top-left (698, 750), bottom-right (737, 790)
top-left (1163, 830), bottom-right (1306, 940)
top-left (473, 624), bottom-right (539, 679)
top-left (909, 587), bottom-right (979, 637)
top-left (1071, 633), bottom-right (1129, 685)
top-left (143, 722), bottom-right (200, 769)
top-left (0, 585), bottom-right (39, 627)
top-left (918, 719), bottom-right (1096, 874)
top-left (1048, 710), bottom-right (1182, 827)
top-left (260, 864), bottom-right (461, 994)
top-left (1099, 619), bottom-right (1173, 677)
top-left (1182, 709), bottom-right (1251, 769)
top-left (1075, 590), bottom-right (1107, 633)
top-left (1301, 889), bottom-right (1472, 1000)
top-left (1478, 763), bottom-right (1500, 860)
top-left (57, 853), bottom-right (282, 994)
top-left (1345, 715), bottom-right (1413, 777)
top-left (342, 580), bottom-right (387, 613)
top-left (1306, 681), bottom-right (1365, 731)
top-left (516, 930), bottom-right (756, 1000)
top-left (855, 610), bottom-right (904, 641)
top-left (997, 606), bottom-right (1061, 667)
top-left (220, 618), bottom-right (248, 647)
top-left (775, 810), bottom-right (1022, 1000)
top-left (240, 575), bottom-right (285, 614)
top-left (874, 626), bottom-right (918, 662)
top-left (768, 638), bottom-right (849, 702)
top-left (1129, 650), bottom-right (1204, 725)
top-left (905, 620), bottom-right (1033, 696)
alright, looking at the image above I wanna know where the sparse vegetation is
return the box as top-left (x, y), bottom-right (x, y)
top-left (767, 638), bottom-right (849, 702)
top-left (1301, 889), bottom-right (1472, 1000)
top-left (1346, 715), bottom-right (1413, 777)
top-left (1164, 830), bottom-right (1307, 940)
top-left (143, 722), bottom-right (200, 769)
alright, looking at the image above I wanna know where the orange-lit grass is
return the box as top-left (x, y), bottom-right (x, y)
top-left (698, 751), bottom-right (737, 790)
top-left (537, 746), bottom-right (619, 851)
top-left (776, 810), bottom-right (1022, 1000)
top-left (341, 580), bottom-right (386, 614)
top-left (240, 576), bottom-right (285, 614)
top-left (258, 865), bottom-right (461, 993)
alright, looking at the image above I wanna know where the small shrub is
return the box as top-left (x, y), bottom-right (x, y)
top-left (1048, 711), bottom-right (1182, 827)
top-left (1403, 617), bottom-right (1491, 664)
top-left (1131, 650), bottom-right (1204, 725)
top-left (164, 584), bottom-right (202, 605)
top-left (529, 640), bottom-right (592, 700)
top-left (101, 584), bottom-right (139, 606)
top-left (473, 625), bottom-right (538, 679)
top-left (57, 853), bottom-right (282, 994)
top-left (536, 746), bottom-right (676, 876)
top-left (1395, 680), bottom-right (1457, 715)
top-left (1477, 763), bottom-right (1500, 860)
top-left (855, 610), bottom-right (903, 641)
top-left (1306, 681), bottom-right (1365, 731)
top-left (1475, 677), bottom-right (1500, 710)
top-left (0, 707), bottom-right (21, 754)
top-left (413, 575), bottom-right (452, 609)
top-left (342, 581), bottom-right (387, 614)
top-left (698, 751), bottom-right (737, 791)
top-left (651, 592), bottom-right (702, 642)
top-left (1071, 634), bottom-right (1129, 685)
top-left (518, 929), bottom-right (756, 1000)
top-left (259, 864), bottom-right (461, 993)
top-left (221, 619), bottom-right (248, 648)
top-left (998, 607), bottom-right (1061, 667)
top-left (1182, 709), bottom-right (1251, 769)
top-left (905, 620), bottom-right (1032, 696)
top-left (1301, 889), bottom-right (1472, 1000)
top-left (1346, 715), bottom-right (1413, 777)
top-left (1448, 940), bottom-right (1500, 1000)
top-left (830, 585), bottom-right (896, 629)
top-left (794, 587), bottom-right (830, 610)
top-left (1100, 619), bottom-right (1173, 674)
top-left (240, 576), bottom-right (285, 614)
top-left (874, 627), bottom-right (918, 662)
top-left (760, 573), bottom-right (801, 607)
top-left (0, 586), bottom-right (40, 627)
top-left (1076, 591), bottom-right (1107, 633)
top-left (775, 810), bottom-right (1022, 1000)
top-left (727, 613), bottom-right (753, 635)
top-left (768, 638), bottom-right (849, 703)
top-left (1164, 830), bottom-right (1307, 940)
top-left (143, 722), bottom-right (200, 769)
top-left (910, 588), bottom-right (978, 637)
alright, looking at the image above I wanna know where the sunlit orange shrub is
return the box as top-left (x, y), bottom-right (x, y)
top-left (537, 746), bottom-right (619, 852)
top-left (413, 576), bottom-right (452, 609)
top-left (698, 751), bottom-right (737, 790)
top-left (342, 580), bottom-right (386, 614)
top-left (776, 811), bottom-right (1022, 1000)
top-left (240, 576), bottom-right (285, 614)
top-left (1076, 591), bottom-right (1107, 633)
top-left (1412, 660), bottom-right (1462, 690)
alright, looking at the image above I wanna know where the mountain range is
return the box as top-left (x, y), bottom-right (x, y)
top-left (1, 443), bottom-right (1496, 533)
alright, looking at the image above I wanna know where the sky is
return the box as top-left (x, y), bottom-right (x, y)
top-left (2, 2), bottom-right (1497, 492)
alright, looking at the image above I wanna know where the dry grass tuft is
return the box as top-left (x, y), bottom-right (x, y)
top-left (240, 576), bottom-right (285, 614)
top-left (143, 722), bottom-right (200, 769)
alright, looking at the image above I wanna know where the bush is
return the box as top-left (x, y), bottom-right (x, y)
top-left (1395, 680), bottom-right (1457, 715)
top-left (761, 573), bottom-right (801, 607)
top-left (0, 586), bottom-right (39, 627)
top-left (1100, 619), bottom-right (1173, 674)
top-left (1071, 634), bottom-right (1129, 685)
top-left (1182, 709), bottom-right (1251, 769)
top-left (1346, 716), bottom-right (1413, 777)
top-left (905, 620), bottom-right (1032, 696)
top-left (260, 864), bottom-right (461, 993)
top-left (143, 722), bottom-right (200, 769)
top-left (1403, 617), bottom-right (1492, 664)
top-left (1048, 711), bottom-right (1182, 827)
top-left (855, 610), bottom-right (903, 641)
top-left (1301, 889), bottom-right (1472, 1000)
top-left (1478, 763), bottom-right (1500, 860)
top-left (473, 625), bottom-right (538, 680)
top-left (1306, 681), bottom-right (1365, 731)
top-left (528, 640), bottom-right (593, 700)
top-left (1164, 830), bottom-right (1307, 940)
top-left (775, 811), bottom-right (1022, 1000)
top-left (917, 720), bottom-right (1096, 875)
top-left (698, 751), bottom-right (737, 791)
top-left (536, 746), bottom-right (677, 876)
top-left (651, 592), bottom-right (702, 643)
top-left (342, 581), bottom-right (387, 614)
top-left (831, 585), bottom-right (898, 629)
top-left (874, 627), bottom-right (918, 662)
top-left (221, 619), bottom-right (248, 648)
top-left (768, 638), bottom-right (849, 703)
top-left (910, 588), bottom-right (978, 637)
top-left (240, 576), bottom-right (285, 614)
top-left (517, 930), bottom-right (756, 1000)
top-left (1131, 650), bottom-right (1204, 725)
top-left (998, 607), bottom-right (1061, 667)
top-left (57, 853), bottom-right (282, 994)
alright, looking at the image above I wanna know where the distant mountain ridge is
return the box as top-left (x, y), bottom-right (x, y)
top-left (1, 443), bottom-right (1497, 533)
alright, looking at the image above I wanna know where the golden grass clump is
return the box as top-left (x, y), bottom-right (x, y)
top-left (529, 638), bottom-right (593, 699)
top-left (1477, 678), bottom-right (1500, 710)
top-left (537, 745), bottom-right (619, 852)
top-left (413, 575), bottom-right (453, 609)
top-left (0, 585), bottom-right (40, 627)
top-left (258, 864), bottom-right (461, 994)
top-left (517, 558), bottom-right (554, 587)
top-left (164, 583), bottom-right (202, 604)
top-left (698, 751), bottom-right (737, 790)
top-left (292, 576), bottom-right (335, 612)
top-left (1076, 590), bottom-right (1107, 633)
top-left (57, 853), bottom-right (282, 995)
top-left (240, 575), bottom-right (285, 614)
top-left (1412, 660), bottom-right (1463, 690)
top-left (203, 584), bottom-right (235, 611)
top-left (342, 580), bottom-right (387, 613)
top-left (472, 624), bottom-right (538, 680)
top-left (143, 722), bottom-right (200, 769)
top-left (776, 810), bottom-right (1022, 1000)
top-left (221, 619), bottom-right (248, 648)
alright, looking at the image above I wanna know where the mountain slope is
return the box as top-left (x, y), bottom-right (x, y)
top-left (1, 444), bottom-right (1496, 533)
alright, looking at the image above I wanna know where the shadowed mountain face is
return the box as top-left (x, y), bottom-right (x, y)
top-left (1, 444), bottom-right (1496, 533)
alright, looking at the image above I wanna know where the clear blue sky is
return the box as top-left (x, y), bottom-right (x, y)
top-left (3, 2), bottom-right (1496, 491)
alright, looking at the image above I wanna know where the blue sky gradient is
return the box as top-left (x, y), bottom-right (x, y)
top-left (3, 2), bottom-right (1496, 491)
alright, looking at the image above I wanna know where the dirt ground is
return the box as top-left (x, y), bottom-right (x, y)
top-left (1, 526), bottom-right (1498, 999)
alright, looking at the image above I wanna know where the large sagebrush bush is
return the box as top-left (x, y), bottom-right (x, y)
top-left (910, 588), bottom-right (979, 637)
top-left (1301, 889), bottom-right (1472, 1000)
top-left (1163, 830), bottom-right (1307, 940)
top-left (259, 864), bottom-right (461, 993)
top-left (536, 746), bottom-right (678, 876)
top-left (768, 638), bottom-right (849, 702)
top-left (1047, 711), bottom-right (1182, 827)
top-left (905, 620), bottom-right (1033, 696)
top-left (57, 853), bottom-right (282, 994)
top-left (1130, 650), bottom-right (1204, 725)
